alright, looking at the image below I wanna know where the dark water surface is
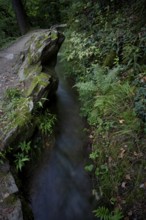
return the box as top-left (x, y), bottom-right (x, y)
top-left (29, 64), bottom-right (94, 220)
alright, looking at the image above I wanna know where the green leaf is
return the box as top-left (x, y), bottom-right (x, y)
top-left (84, 164), bottom-right (94, 172)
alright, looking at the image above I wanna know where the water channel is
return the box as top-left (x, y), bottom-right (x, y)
top-left (28, 63), bottom-right (95, 220)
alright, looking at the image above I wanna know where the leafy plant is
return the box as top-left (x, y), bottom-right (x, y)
top-left (19, 141), bottom-right (31, 153)
top-left (84, 164), bottom-right (94, 172)
top-left (0, 0), bottom-right (20, 48)
top-left (61, 4), bottom-right (146, 215)
top-left (14, 141), bottom-right (31, 171)
top-left (5, 88), bottom-right (21, 101)
top-left (94, 207), bottom-right (123, 220)
top-left (36, 110), bottom-right (56, 135)
top-left (134, 86), bottom-right (146, 121)
top-left (14, 152), bottom-right (29, 171)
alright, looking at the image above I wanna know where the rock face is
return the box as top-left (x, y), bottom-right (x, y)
top-left (0, 29), bottom-right (64, 220)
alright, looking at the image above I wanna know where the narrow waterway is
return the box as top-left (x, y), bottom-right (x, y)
top-left (29, 63), bottom-right (94, 220)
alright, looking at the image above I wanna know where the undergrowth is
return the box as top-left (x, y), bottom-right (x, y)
top-left (61, 1), bottom-right (146, 219)
top-left (0, 88), bottom-right (32, 138)
top-left (0, 87), bottom-right (56, 171)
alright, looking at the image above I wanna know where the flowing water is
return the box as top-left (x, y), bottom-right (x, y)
top-left (29, 64), bottom-right (95, 220)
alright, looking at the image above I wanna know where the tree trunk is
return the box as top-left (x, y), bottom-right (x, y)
top-left (12, 0), bottom-right (29, 35)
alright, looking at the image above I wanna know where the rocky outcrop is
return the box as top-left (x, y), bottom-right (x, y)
top-left (0, 29), bottom-right (64, 219)
top-left (0, 29), bottom-right (64, 149)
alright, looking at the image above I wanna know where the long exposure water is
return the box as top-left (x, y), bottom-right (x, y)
top-left (29, 64), bottom-right (95, 220)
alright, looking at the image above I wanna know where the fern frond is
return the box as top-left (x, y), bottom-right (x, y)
top-left (93, 206), bottom-right (111, 220)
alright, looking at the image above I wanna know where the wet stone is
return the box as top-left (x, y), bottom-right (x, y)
top-left (0, 197), bottom-right (23, 220)
top-left (0, 172), bottom-right (18, 202)
top-left (0, 167), bottom-right (23, 220)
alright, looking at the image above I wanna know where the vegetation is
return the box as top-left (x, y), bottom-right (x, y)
top-left (0, 0), bottom-right (63, 47)
top-left (36, 110), bottom-right (56, 135)
top-left (60, 0), bottom-right (146, 219)
top-left (0, 86), bottom-right (56, 171)
top-left (94, 206), bottom-right (123, 220)
top-left (14, 141), bottom-right (31, 171)
top-left (1, 0), bottom-right (146, 218)
top-left (0, 87), bottom-right (32, 137)
top-left (0, 0), bottom-right (20, 48)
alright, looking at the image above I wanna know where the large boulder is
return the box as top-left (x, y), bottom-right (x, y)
top-left (18, 29), bottom-right (64, 101)
top-left (0, 29), bottom-right (64, 150)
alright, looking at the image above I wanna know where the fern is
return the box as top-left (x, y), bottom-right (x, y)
top-left (112, 209), bottom-right (123, 220)
top-left (75, 81), bottom-right (96, 94)
top-left (94, 207), bottom-right (111, 220)
top-left (36, 110), bottom-right (56, 135)
top-left (94, 207), bottom-right (123, 220)
top-left (93, 65), bottom-right (120, 94)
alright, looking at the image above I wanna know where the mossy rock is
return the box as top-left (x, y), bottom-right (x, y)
top-left (25, 72), bottom-right (50, 98)
top-left (0, 29), bottom-right (64, 150)
top-left (0, 195), bottom-right (23, 220)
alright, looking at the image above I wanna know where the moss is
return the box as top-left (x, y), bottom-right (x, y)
top-left (35, 40), bottom-right (42, 50)
top-left (0, 171), bottom-right (6, 178)
top-left (4, 194), bottom-right (17, 206)
top-left (50, 31), bottom-right (58, 40)
top-left (25, 72), bottom-right (50, 97)
top-left (103, 50), bottom-right (117, 68)
top-left (27, 52), bottom-right (33, 65)
top-left (23, 63), bottom-right (42, 79)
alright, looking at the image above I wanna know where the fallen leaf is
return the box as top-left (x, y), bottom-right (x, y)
top-left (140, 182), bottom-right (146, 189)
top-left (119, 148), bottom-right (126, 159)
top-left (119, 119), bottom-right (125, 124)
top-left (133, 151), bottom-right (143, 158)
top-left (140, 183), bottom-right (144, 188)
top-left (141, 76), bottom-right (146, 82)
top-left (108, 156), bottom-right (112, 163)
top-left (125, 174), bottom-right (131, 180)
top-left (121, 182), bottom-right (126, 188)
top-left (128, 210), bottom-right (132, 216)
top-left (92, 189), bottom-right (100, 201)
top-left (89, 134), bottom-right (93, 139)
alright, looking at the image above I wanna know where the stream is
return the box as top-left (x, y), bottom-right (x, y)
top-left (28, 63), bottom-right (95, 220)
